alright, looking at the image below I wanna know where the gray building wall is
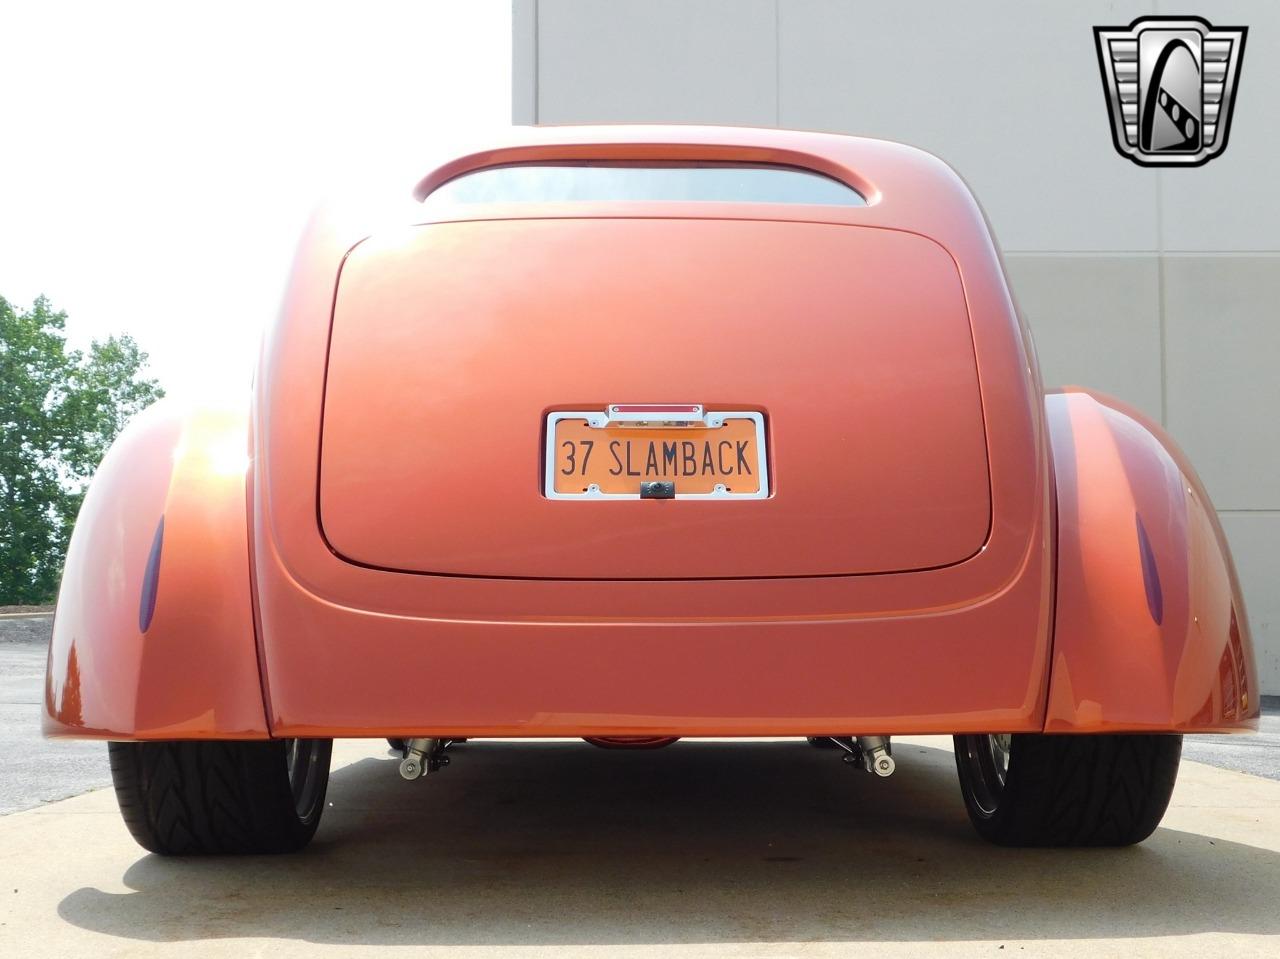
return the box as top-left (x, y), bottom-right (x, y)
top-left (512, 0), bottom-right (1280, 691)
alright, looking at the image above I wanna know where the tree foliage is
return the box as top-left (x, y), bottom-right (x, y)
top-left (0, 295), bottom-right (164, 604)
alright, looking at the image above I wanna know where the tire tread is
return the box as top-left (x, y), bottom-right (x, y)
top-left (955, 733), bottom-right (1181, 847)
top-left (108, 740), bottom-right (330, 856)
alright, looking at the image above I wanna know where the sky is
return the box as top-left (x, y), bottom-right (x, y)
top-left (1, 1), bottom-right (512, 401)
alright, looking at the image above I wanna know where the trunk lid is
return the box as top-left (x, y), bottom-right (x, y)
top-left (318, 216), bottom-right (990, 579)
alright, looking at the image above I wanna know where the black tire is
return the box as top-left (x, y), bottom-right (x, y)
top-left (954, 732), bottom-right (1181, 847)
top-left (108, 739), bottom-right (332, 855)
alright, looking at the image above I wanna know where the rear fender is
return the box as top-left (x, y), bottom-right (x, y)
top-left (43, 400), bottom-right (269, 739)
top-left (1045, 389), bottom-right (1258, 732)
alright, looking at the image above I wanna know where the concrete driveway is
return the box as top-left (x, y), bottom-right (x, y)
top-left (2, 736), bottom-right (1279, 958)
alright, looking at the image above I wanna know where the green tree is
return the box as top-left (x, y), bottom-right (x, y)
top-left (0, 295), bottom-right (164, 604)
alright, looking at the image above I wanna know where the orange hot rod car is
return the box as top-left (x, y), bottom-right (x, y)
top-left (45, 126), bottom-right (1257, 854)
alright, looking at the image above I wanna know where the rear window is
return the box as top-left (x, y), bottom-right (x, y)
top-left (424, 162), bottom-right (866, 207)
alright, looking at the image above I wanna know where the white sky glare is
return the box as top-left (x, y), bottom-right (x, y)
top-left (1, 1), bottom-right (512, 401)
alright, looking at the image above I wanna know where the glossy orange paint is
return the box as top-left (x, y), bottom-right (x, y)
top-left (584, 736), bottom-right (682, 750)
top-left (44, 401), bottom-right (268, 739)
top-left (1044, 389), bottom-right (1259, 732)
top-left (45, 125), bottom-right (1257, 742)
top-left (319, 216), bottom-right (989, 579)
top-left (255, 126), bottom-right (1053, 738)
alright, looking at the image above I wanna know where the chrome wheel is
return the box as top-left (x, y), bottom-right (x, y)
top-left (285, 738), bottom-right (330, 822)
top-left (955, 733), bottom-right (1012, 817)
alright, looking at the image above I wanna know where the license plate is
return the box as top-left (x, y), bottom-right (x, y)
top-left (545, 406), bottom-right (768, 499)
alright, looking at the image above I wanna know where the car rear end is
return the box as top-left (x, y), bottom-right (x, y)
top-left (98, 127), bottom-right (1222, 854)
top-left (252, 126), bottom-right (1052, 742)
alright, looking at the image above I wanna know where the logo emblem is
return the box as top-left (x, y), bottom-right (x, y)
top-left (1094, 16), bottom-right (1247, 167)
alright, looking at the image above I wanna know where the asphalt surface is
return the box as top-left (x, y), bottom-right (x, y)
top-left (0, 615), bottom-right (110, 815)
top-left (3, 614), bottom-right (1278, 816)
top-left (1183, 705), bottom-right (1280, 778)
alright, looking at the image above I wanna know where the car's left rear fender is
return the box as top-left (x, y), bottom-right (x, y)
top-left (1044, 388), bottom-right (1259, 733)
top-left (43, 399), bottom-right (269, 739)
